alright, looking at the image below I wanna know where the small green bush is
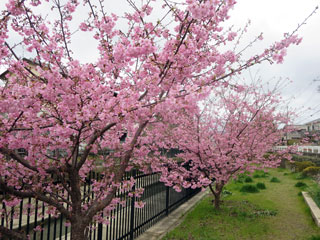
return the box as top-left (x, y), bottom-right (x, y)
top-left (253, 209), bottom-right (277, 217)
top-left (244, 176), bottom-right (253, 183)
top-left (308, 235), bottom-right (320, 240)
top-left (253, 171), bottom-right (269, 178)
top-left (295, 181), bottom-right (307, 188)
top-left (283, 173), bottom-right (289, 176)
top-left (240, 184), bottom-right (259, 193)
top-left (302, 166), bottom-right (320, 176)
top-left (235, 173), bottom-right (247, 183)
top-left (270, 177), bottom-right (280, 183)
top-left (222, 189), bottom-right (232, 197)
top-left (256, 182), bottom-right (266, 190)
top-left (295, 173), bottom-right (307, 180)
top-left (293, 161), bottom-right (316, 172)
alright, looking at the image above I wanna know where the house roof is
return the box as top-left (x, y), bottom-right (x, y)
top-left (0, 69), bottom-right (9, 80)
top-left (0, 58), bottom-right (40, 80)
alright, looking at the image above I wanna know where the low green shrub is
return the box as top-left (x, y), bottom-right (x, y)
top-left (308, 235), bottom-right (320, 240)
top-left (222, 189), bottom-right (232, 197)
top-left (302, 166), bottom-right (320, 176)
top-left (253, 209), bottom-right (277, 217)
top-left (292, 154), bottom-right (320, 166)
top-left (293, 161), bottom-right (316, 172)
top-left (235, 173), bottom-right (247, 183)
top-left (244, 176), bottom-right (253, 183)
top-left (240, 184), bottom-right (259, 193)
top-left (295, 181), bottom-right (307, 188)
top-left (270, 177), bottom-right (280, 183)
top-left (253, 171), bottom-right (269, 178)
top-left (295, 173), bottom-right (307, 180)
top-left (256, 182), bottom-right (266, 189)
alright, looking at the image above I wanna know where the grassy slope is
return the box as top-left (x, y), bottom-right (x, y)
top-left (163, 169), bottom-right (320, 240)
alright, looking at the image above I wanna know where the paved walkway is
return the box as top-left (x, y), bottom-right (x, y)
top-left (136, 189), bottom-right (209, 240)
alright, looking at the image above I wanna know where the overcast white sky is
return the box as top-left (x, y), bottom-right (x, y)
top-left (1, 0), bottom-right (320, 124)
top-left (228, 0), bottom-right (320, 124)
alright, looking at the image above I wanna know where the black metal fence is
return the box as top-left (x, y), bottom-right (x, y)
top-left (0, 170), bottom-right (200, 240)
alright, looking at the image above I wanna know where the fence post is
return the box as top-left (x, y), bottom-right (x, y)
top-left (97, 172), bottom-right (103, 240)
top-left (129, 169), bottom-right (136, 240)
top-left (165, 186), bottom-right (169, 216)
top-left (97, 217), bottom-right (103, 240)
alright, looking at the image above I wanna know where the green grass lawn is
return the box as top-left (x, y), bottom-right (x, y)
top-left (163, 168), bottom-right (320, 240)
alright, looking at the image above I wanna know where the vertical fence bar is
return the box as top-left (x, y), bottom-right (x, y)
top-left (138, 172), bottom-right (142, 236)
top-left (124, 173), bottom-right (130, 239)
top-left (65, 191), bottom-right (70, 240)
top-left (105, 212), bottom-right (109, 240)
top-left (113, 204), bottom-right (117, 240)
top-left (33, 199), bottom-right (38, 240)
top-left (40, 201), bottom-right (45, 240)
top-left (59, 210), bottom-right (63, 239)
top-left (18, 199), bottom-right (23, 231)
top-left (1, 202), bottom-right (5, 226)
top-left (129, 169), bottom-right (136, 240)
top-left (97, 172), bottom-right (102, 240)
top-left (108, 208), bottom-right (112, 240)
top-left (137, 173), bottom-right (141, 236)
top-left (143, 174), bottom-right (147, 232)
top-left (53, 215), bottom-right (57, 240)
top-left (97, 216), bottom-right (103, 240)
top-left (47, 214), bottom-right (51, 240)
top-left (165, 186), bottom-right (169, 216)
top-left (88, 171), bottom-right (92, 240)
top-left (26, 197), bottom-right (31, 235)
top-left (92, 171), bottom-right (96, 240)
top-left (147, 174), bottom-right (151, 230)
top-left (120, 190), bottom-right (124, 239)
top-left (9, 206), bottom-right (14, 233)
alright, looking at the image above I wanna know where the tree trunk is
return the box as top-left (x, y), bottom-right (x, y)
top-left (0, 226), bottom-right (28, 240)
top-left (213, 193), bottom-right (221, 209)
top-left (70, 221), bottom-right (88, 240)
top-left (209, 182), bottom-right (223, 209)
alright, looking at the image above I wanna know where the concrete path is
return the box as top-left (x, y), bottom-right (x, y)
top-left (136, 189), bottom-right (209, 240)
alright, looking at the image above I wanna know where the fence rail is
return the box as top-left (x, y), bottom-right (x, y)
top-left (1, 170), bottom-right (200, 240)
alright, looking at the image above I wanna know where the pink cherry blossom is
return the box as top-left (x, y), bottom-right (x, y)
top-left (0, 0), bottom-right (313, 239)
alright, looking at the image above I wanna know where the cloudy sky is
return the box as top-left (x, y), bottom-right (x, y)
top-left (229, 0), bottom-right (320, 124)
top-left (1, 0), bottom-right (320, 124)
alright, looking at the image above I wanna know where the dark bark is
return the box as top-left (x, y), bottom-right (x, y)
top-left (209, 182), bottom-right (224, 209)
top-left (0, 226), bottom-right (27, 240)
top-left (70, 220), bottom-right (88, 240)
top-left (213, 193), bottom-right (221, 209)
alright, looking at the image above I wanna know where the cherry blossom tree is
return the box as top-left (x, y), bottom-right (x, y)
top-left (150, 83), bottom-right (294, 209)
top-left (0, 0), bottom-right (312, 239)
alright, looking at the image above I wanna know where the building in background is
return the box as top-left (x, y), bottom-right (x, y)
top-left (283, 118), bottom-right (320, 145)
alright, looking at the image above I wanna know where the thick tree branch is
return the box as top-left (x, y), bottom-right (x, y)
top-left (0, 147), bottom-right (38, 172)
top-left (0, 178), bottom-right (71, 219)
top-left (85, 120), bottom-right (149, 221)
top-left (77, 122), bottom-right (116, 170)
